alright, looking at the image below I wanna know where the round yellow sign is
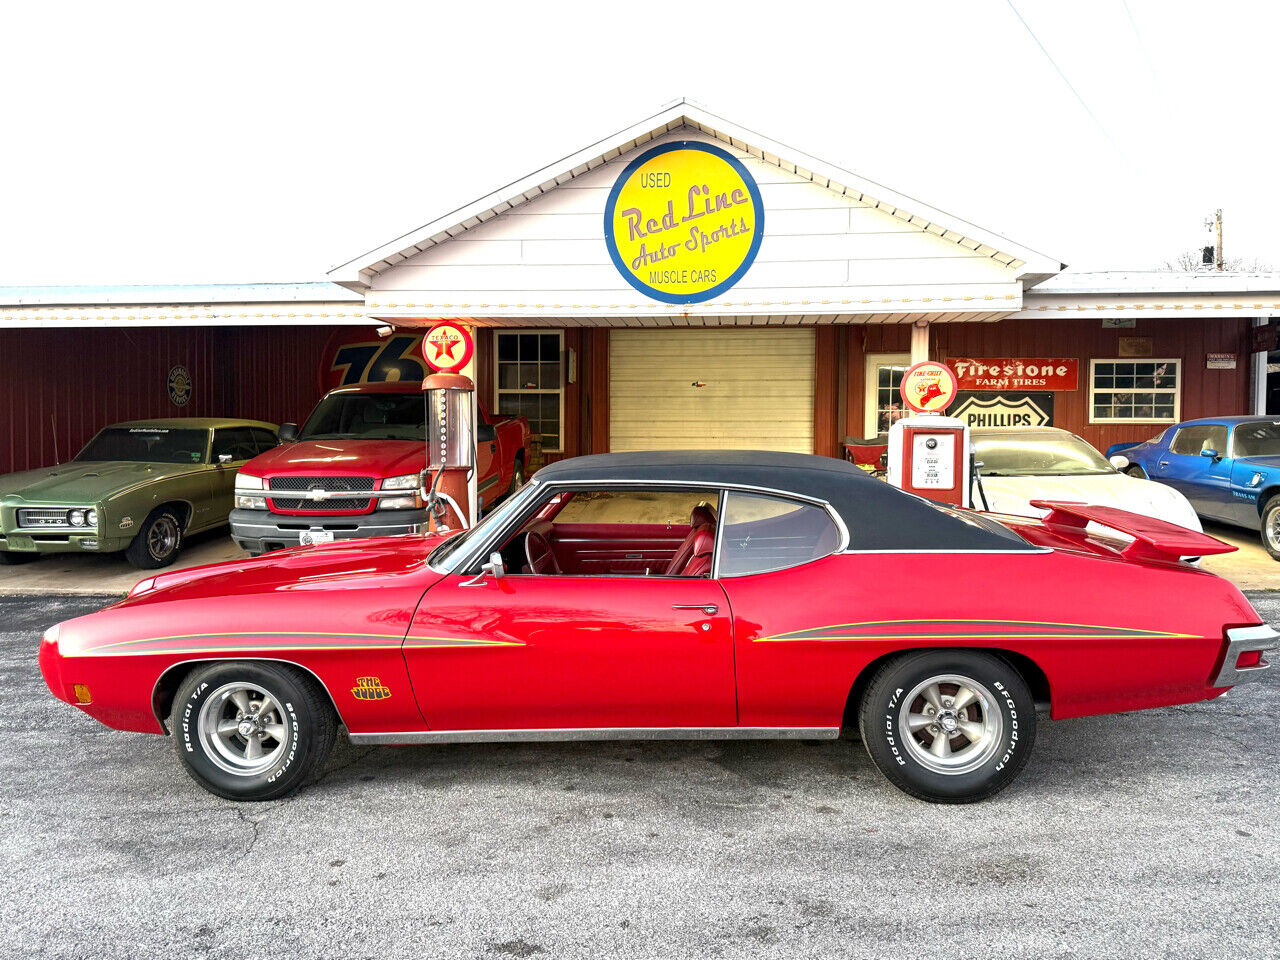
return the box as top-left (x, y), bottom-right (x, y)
top-left (604, 141), bottom-right (764, 304)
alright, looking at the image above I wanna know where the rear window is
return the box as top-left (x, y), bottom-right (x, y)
top-left (718, 492), bottom-right (841, 576)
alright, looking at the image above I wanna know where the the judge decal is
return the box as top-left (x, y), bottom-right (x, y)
top-left (604, 141), bottom-right (764, 305)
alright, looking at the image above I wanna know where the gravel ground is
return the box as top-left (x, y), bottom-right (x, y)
top-left (1, 593), bottom-right (1277, 960)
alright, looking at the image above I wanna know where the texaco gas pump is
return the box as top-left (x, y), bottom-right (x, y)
top-left (420, 321), bottom-right (478, 532)
top-left (886, 361), bottom-right (974, 508)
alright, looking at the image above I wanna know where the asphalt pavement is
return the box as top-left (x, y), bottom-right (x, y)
top-left (1, 593), bottom-right (1277, 960)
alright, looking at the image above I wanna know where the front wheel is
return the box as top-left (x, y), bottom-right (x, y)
top-left (507, 455), bottom-right (526, 498)
top-left (125, 507), bottom-right (183, 569)
top-left (1125, 466), bottom-right (1146, 479)
top-left (170, 661), bottom-right (338, 800)
top-left (858, 650), bottom-right (1036, 803)
top-left (1260, 496), bottom-right (1280, 561)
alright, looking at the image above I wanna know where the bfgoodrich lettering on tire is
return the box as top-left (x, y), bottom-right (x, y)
top-left (858, 650), bottom-right (1036, 803)
top-left (171, 661), bottom-right (337, 801)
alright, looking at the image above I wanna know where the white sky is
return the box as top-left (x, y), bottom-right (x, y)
top-left (2, 0), bottom-right (1277, 286)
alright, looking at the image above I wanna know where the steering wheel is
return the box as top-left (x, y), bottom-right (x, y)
top-left (524, 530), bottom-right (559, 575)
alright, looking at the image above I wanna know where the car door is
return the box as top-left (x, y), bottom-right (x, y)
top-left (205, 427), bottom-right (258, 527)
top-left (1161, 423), bottom-right (1231, 520)
top-left (402, 486), bottom-right (737, 732)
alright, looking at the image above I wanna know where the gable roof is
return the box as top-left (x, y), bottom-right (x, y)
top-left (327, 100), bottom-right (1063, 292)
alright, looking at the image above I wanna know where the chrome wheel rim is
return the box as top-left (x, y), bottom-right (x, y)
top-left (898, 674), bottom-right (1003, 775)
top-left (1267, 512), bottom-right (1280, 551)
top-left (148, 516), bottom-right (179, 559)
top-left (198, 682), bottom-right (290, 776)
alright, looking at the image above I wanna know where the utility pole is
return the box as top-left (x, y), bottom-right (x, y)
top-left (1215, 208), bottom-right (1224, 271)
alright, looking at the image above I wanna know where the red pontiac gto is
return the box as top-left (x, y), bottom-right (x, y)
top-left (40, 451), bottom-right (1277, 803)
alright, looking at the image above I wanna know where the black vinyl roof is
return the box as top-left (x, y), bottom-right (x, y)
top-left (535, 451), bottom-right (1033, 551)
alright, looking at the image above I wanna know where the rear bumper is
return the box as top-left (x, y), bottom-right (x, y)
top-left (229, 507), bottom-right (428, 553)
top-left (1214, 624), bottom-right (1279, 687)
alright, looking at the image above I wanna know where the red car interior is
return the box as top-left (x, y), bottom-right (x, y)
top-left (516, 503), bottom-right (719, 577)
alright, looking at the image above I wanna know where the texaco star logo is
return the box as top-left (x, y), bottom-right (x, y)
top-left (421, 321), bottom-right (473, 372)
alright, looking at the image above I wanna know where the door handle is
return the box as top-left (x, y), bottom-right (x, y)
top-left (673, 603), bottom-right (718, 615)
top-left (1159, 460), bottom-right (1169, 467)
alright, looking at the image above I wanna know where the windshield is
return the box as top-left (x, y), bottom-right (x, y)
top-left (973, 433), bottom-right (1114, 477)
top-left (300, 392), bottom-right (425, 441)
top-left (429, 480), bottom-right (543, 571)
top-left (76, 427), bottom-right (208, 464)
top-left (1233, 421), bottom-right (1280, 458)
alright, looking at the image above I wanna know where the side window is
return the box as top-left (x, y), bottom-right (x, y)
top-left (718, 492), bottom-right (841, 577)
top-left (553, 490), bottom-right (718, 526)
top-left (1204, 425), bottom-right (1229, 455)
top-left (1169, 426), bottom-right (1208, 456)
top-left (249, 428), bottom-right (278, 454)
top-left (212, 427), bottom-right (257, 462)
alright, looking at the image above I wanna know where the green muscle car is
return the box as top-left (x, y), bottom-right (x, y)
top-left (0, 418), bottom-right (278, 569)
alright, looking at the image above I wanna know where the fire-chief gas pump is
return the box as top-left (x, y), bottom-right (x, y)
top-left (885, 361), bottom-right (975, 508)
top-left (420, 321), bottom-right (478, 532)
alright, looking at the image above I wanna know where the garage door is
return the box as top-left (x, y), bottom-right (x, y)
top-left (609, 328), bottom-right (815, 453)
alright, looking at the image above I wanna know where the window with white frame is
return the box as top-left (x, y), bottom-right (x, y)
top-left (1089, 359), bottom-right (1180, 423)
top-left (495, 331), bottom-right (563, 452)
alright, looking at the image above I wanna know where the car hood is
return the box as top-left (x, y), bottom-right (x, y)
top-left (0, 461), bottom-right (203, 504)
top-left (978, 472), bottom-right (1202, 531)
top-left (115, 531), bottom-right (455, 608)
top-left (241, 438), bottom-right (425, 479)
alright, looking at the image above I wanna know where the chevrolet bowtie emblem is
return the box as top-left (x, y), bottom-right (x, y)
top-left (306, 488), bottom-right (331, 501)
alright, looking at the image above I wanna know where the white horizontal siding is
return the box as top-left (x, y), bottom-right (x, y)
top-left (372, 128), bottom-right (1021, 316)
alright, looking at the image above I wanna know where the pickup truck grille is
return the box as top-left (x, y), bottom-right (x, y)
top-left (266, 476), bottom-right (375, 512)
top-left (17, 508), bottom-right (71, 527)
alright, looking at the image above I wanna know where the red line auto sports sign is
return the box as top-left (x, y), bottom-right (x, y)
top-left (947, 358), bottom-right (1078, 392)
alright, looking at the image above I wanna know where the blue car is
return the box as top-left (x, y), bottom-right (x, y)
top-left (1107, 417), bottom-right (1280, 558)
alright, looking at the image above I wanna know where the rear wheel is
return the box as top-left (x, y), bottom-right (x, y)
top-left (507, 455), bottom-right (526, 498)
top-left (858, 650), bottom-right (1035, 803)
top-left (170, 661), bottom-right (337, 800)
top-left (1260, 496), bottom-right (1280, 561)
top-left (125, 507), bottom-right (183, 569)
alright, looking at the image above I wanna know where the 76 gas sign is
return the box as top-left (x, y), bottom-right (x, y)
top-left (322, 333), bottom-right (427, 390)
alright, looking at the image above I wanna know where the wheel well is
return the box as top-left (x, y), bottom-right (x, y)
top-left (151, 658), bottom-right (344, 733)
top-left (1256, 485), bottom-right (1280, 517)
top-left (153, 500), bottom-right (193, 532)
top-left (840, 647), bottom-right (1052, 730)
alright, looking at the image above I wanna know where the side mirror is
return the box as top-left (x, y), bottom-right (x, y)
top-left (1200, 448), bottom-right (1221, 461)
top-left (482, 552), bottom-right (506, 578)
top-left (1108, 454), bottom-right (1130, 470)
top-left (217, 453), bottom-right (233, 465)
top-left (278, 423), bottom-right (299, 443)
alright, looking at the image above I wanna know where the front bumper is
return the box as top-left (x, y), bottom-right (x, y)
top-left (229, 507), bottom-right (428, 553)
top-left (1214, 624), bottom-right (1279, 687)
top-left (0, 530), bottom-right (128, 555)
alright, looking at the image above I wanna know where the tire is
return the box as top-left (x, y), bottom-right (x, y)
top-left (1260, 496), bottom-right (1280, 561)
top-left (858, 650), bottom-right (1036, 803)
top-left (170, 661), bottom-right (338, 801)
top-left (125, 506), bottom-right (183, 569)
top-left (507, 455), bottom-right (526, 498)
top-left (1125, 466), bottom-right (1146, 479)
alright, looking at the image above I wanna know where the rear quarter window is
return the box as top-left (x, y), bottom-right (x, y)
top-left (718, 492), bottom-right (841, 576)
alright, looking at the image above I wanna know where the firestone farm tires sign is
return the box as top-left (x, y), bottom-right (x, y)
top-left (604, 141), bottom-right (764, 304)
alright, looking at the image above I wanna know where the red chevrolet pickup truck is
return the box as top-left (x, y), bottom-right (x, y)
top-left (229, 382), bottom-right (529, 554)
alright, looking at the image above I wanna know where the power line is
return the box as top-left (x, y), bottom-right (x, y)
top-left (1005, 0), bottom-right (1124, 157)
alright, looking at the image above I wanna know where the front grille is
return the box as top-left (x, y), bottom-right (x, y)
top-left (17, 508), bottom-right (70, 527)
top-left (267, 476), bottom-right (375, 511)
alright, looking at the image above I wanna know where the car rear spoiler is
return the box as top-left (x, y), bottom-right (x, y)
top-left (1029, 500), bottom-right (1237, 563)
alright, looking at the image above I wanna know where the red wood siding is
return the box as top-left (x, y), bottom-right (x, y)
top-left (0, 325), bottom-right (340, 476)
top-left (932, 316), bottom-right (1251, 452)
